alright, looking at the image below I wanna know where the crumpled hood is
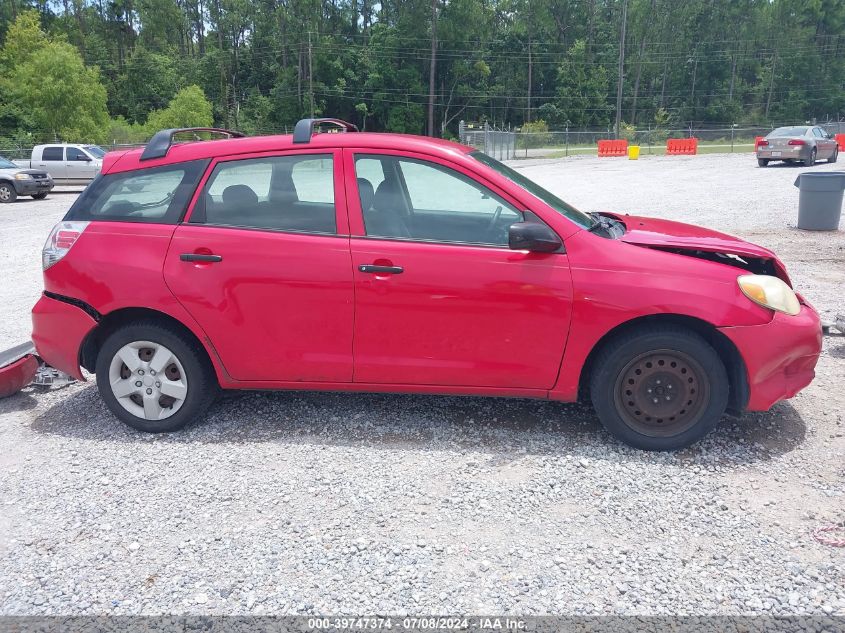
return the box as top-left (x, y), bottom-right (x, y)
top-left (604, 213), bottom-right (790, 283)
top-left (608, 213), bottom-right (775, 258)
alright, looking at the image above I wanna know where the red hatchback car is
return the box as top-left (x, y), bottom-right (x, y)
top-left (31, 119), bottom-right (822, 450)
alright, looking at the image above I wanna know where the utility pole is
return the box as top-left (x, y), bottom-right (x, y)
top-left (308, 30), bottom-right (314, 118)
top-left (614, 0), bottom-right (628, 138)
top-left (765, 54), bottom-right (777, 118)
top-left (427, 0), bottom-right (438, 137)
top-left (527, 6), bottom-right (532, 123)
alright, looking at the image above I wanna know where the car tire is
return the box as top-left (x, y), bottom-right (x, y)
top-left (803, 148), bottom-right (817, 166)
top-left (829, 147), bottom-right (838, 164)
top-left (95, 321), bottom-right (218, 433)
top-left (757, 158), bottom-right (768, 167)
top-left (589, 325), bottom-right (728, 451)
top-left (32, 192), bottom-right (48, 200)
top-left (0, 182), bottom-right (17, 203)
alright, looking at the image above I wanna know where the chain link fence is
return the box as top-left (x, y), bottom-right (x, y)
top-left (461, 121), bottom-right (845, 159)
top-left (4, 120), bottom-right (844, 162)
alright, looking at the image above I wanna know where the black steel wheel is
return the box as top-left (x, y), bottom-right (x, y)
top-left (613, 350), bottom-right (710, 437)
top-left (590, 325), bottom-right (729, 450)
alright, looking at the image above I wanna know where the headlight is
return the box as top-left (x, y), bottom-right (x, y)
top-left (737, 274), bottom-right (800, 316)
top-left (14, 173), bottom-right (33, 180)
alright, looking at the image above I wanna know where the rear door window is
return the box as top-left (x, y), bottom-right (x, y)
top-left (42, 147), bottom-right (63, 161)
top-left (64, 160), bottom-right (209, 223)
top-left (192, 154), bottom-right (336, 234)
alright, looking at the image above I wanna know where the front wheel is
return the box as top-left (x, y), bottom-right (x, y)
top-left (590, 326), bottom-right (728, 450)
top-left (757, 158), bottom-right (768, 167)
top-left (95, 321), bottom-right (217, 432)
top-left (0, 183), bottom-right (17, 203)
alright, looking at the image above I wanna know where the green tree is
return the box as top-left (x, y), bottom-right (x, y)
top-left (554, 40), bottom-right (611, 127)
top-left (144, 85), bottom-right (213, 132)
top-left (0, 11), bottom-right (109, 142)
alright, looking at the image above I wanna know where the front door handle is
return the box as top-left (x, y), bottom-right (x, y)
top-left (181, 253), bottom-right (223, 263)
top-left (359, 264), bottom-right (403, 274)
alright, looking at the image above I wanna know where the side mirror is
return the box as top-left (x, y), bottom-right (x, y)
top-left (508, 221), bottom-right (562, 253)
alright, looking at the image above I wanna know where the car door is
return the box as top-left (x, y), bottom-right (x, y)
top-left (38, 146), bottom-right (66, 182)
top-left (163, 149), bottom-right (355, 383)
top-left (65, 147), bottom-right (94, 184)
top-left (815, 128), bottom-right (835, 158)
top-left (346, 149), bottom-right (573, 390)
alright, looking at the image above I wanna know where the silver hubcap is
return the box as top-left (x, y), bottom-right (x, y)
top-left (0, 187), bottom-right (10, 201)
top-left (108, 341), bottom-right (188, 420)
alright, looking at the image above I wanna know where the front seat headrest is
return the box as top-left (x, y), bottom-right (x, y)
top-left (221, 184), bottom-right (258, 209)
top-left (373, 180), bottom-right (402, 212)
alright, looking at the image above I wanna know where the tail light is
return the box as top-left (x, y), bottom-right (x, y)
top-left (788, 139), bottom-right (806, 146)
top-left (758, 139), bottom-right (769, 147)
top-left (43, 221), bottom-right (89, 270)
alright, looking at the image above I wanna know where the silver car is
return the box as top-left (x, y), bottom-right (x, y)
top-left (757, 125), bottom-right (839, 167)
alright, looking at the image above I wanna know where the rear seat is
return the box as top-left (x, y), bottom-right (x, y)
top-left (205, 184), bottom-right (335, 233)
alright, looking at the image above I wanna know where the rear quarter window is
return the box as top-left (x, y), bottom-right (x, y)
top-left (64, 160), bottom-right (209, 224)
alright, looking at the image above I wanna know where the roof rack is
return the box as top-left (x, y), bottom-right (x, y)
top-left (293, 118), bottom-right (359, 144)
top-left (140, 127), bottom-right (246, 161)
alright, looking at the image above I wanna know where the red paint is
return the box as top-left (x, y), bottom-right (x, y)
top-left (719, 304), bottom-right (822, 411)
top-left (0, 355), bottom-right (38, 398)
top-left (31, 294), bottom-right (97, 381)
top-left (31, 130), bottom-right (822, 415)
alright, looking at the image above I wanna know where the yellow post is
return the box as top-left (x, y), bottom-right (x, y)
top-left (628, 145), bottom-right (641, 160)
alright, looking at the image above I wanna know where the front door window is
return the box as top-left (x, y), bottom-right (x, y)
top-left (355, 155), bottom-right (522, 246)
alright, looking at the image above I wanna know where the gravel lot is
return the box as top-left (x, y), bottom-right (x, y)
top-left (0, 153), bottom-right (843, 617)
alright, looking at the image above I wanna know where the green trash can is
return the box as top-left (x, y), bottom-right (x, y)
top-left (793, 172), bottom-right (845, 231)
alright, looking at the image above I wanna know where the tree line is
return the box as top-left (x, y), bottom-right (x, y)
top-left (1, 0), bottom-right (844, 145)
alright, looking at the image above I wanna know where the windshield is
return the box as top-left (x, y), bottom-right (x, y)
top-left (470, 151), bottom-right (594, 229)
top-left (769, 127), bottom-right (808, 138)
top-left (0, 156), bottom-right (17, 169)
top-left (84, 146), bottom-right (106, 159)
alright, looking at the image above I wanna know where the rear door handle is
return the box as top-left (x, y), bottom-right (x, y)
top-left (359, 264), bottom-right (403, 274)
top-left (180, 253), bottom-right (223, 263)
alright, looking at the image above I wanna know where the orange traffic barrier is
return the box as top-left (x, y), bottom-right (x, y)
top-left (666, 138), bottom-right (698, 155)
top-left (597, 139), bottom-right (628, 157)
top-left (835, 134), bottom-right (845, 150)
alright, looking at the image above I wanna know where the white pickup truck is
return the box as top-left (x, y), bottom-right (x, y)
top-left (14, 144), bottom-right (105, 186)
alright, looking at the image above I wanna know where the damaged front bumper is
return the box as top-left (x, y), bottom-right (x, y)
top-left (719, 302), bottom-right (823, 411)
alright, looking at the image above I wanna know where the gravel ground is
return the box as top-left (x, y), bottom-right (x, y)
top-left (0, 154), bottom-right (843, 617)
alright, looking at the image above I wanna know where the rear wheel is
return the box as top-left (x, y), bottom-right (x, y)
top-left (803, 148), bottom-right (817, 166)
top-left (32, 192), bottom-right (48, 200)
top-left (590, 326), bottom-right (728, 451)
top-left (829, 147), bottom-right (838, 164)
top-left (757, 158), bottom-right (768, 167)
top-left (95, 322), bottom-right (217, 432)
top-left (0, 183), bottom-right (17, 203)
